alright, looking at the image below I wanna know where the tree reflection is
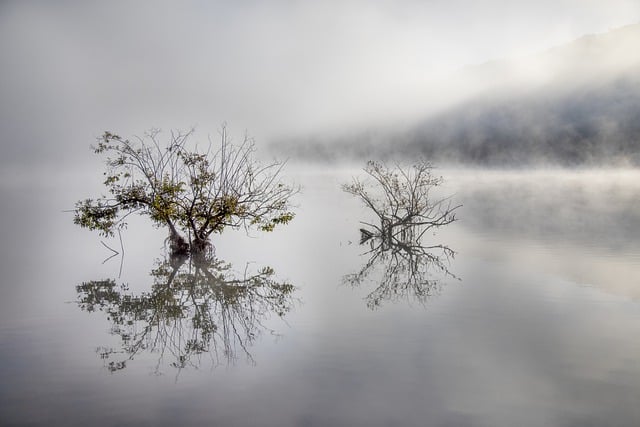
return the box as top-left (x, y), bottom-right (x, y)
top-left (76, 253), bottom-right (295, 374)
top-left (345, 225), bottom-right (457, 309)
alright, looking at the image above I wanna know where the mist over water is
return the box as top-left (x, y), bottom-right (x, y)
top-left (2, 1), bottom-right (640, 170)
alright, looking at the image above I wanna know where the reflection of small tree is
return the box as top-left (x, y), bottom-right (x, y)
top-left (76, 254), bottom-right (295, 374)
top-left (344, 226), bottom-right (456, 309)
top-left (343, 161), bottom-right (460, 309)
top-left (73, 125), bottom-right (297, 255)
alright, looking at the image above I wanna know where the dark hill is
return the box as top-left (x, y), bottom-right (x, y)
top-left (276, 23), bottom-right (640, 166)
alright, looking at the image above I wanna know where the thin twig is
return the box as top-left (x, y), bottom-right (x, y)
top-left (101, 240), bottom-right (119, 255)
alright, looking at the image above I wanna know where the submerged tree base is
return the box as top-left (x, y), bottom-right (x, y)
top-left (167, 233), bottom-right (213, 261)
top-left (168, 231), bottom-right (190, 256)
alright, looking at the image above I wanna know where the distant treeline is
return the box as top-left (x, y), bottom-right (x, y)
top-left (404, 72), bottom-right (640, 166)
top-left (276, 71), bottom-right (640, 166)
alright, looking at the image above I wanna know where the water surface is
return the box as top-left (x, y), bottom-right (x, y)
top-left (1, 166), bottom-right (640, 426)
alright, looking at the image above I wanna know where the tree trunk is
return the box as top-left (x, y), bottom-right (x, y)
top-left (190, 235), bottom-right (211, 257)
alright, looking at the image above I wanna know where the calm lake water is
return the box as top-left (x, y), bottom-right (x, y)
top-left (2, 165), bottom-right (640, 426)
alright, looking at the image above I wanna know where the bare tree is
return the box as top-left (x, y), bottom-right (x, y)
top-left (343, 161), bottom-right (460, 308)
top-left (74, 125), bottom-right (297, 255)
top-left (342, 160), bottom-right (460, 244)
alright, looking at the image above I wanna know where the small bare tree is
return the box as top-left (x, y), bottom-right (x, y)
top-left (343, 161), bottom-right (460, 308)
top-left (74, 125), bottom-right (297, 255)
top-left (342, 160), bottom-right (460, 244)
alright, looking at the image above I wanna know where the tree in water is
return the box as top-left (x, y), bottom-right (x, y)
top-left (74, 126), bottom-right (297, 255)
top-left (343, 160), bottom-right (459, 244)
top-left (343, 161), bottom-right (460, 308)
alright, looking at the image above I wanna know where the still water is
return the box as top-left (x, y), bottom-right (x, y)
top-left (1, 165), bottom-right (640, 426)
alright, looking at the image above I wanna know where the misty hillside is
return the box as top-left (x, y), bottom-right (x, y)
top-left (277, 24), bottom-right (640, 166)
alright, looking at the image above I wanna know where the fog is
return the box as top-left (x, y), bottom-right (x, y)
top-left (274, 23), bottom-right (640, 164)
top-left (2, 1), bottom-right (640, 171)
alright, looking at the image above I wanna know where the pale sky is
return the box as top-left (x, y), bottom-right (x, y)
top-left (1, 0), bottom-right (639, 167)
